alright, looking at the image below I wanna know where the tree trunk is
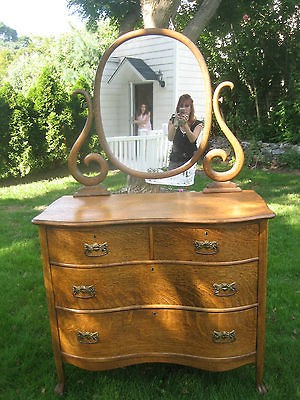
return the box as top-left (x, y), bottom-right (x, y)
top-left (140, 0), bottom-right (222, 43)
top-left (254, 86), bottom-right (261, 127)
top-left (126, 176), bottom-right (161, 193)
top-left (141, 0), bottom-right (181, 28)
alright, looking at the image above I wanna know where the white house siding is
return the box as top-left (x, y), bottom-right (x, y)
top-left (99, 59), bottom-right (122, 138)
top-left (99, 36), bottom-right (174, 137)
top-left (176, 44), bottom-right (206, 121)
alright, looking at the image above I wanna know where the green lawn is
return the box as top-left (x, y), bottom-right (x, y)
top-left (0, 168), bottom-right (299, 400)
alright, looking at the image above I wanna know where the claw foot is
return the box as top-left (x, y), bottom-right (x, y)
top-left (54, 382), bottom-right (64, 396)
top-left (257, 383), bottom-right (267, 395)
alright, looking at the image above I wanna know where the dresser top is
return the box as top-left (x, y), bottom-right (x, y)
top-left (32, 190), bottom-right (275, 226)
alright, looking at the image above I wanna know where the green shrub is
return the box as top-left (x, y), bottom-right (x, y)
top-left (277, 149), bottom-right (300, 170)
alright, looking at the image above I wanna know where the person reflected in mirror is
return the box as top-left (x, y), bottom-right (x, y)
top-left (133, 104), bottom-right (152, 135)
top-left (168, 94), bottom-right (203, 169)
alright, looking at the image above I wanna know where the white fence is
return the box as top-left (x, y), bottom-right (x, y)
top-left (106, 130), bottom-right (199, 186)
top-left (106, 131), bottom-right (170, 172)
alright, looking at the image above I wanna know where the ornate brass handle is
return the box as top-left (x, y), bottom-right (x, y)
top-left (212, 330), bottom-right (236, 344)
top-left (213, 282), bottom-right (237, 297)
top-left (84, 242), bottom-right (108, 257)
top-left (194, 240), bottom-right (219, 255)
top-left (77, 331), bottom-right (99, 344)
top-left (73, 285), bottom-right (96, 298)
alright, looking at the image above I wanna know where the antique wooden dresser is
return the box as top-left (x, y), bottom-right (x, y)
top-left (33, 191), bottom-right (274, 395)
top-left (33, 28), bottom-right (275, 395)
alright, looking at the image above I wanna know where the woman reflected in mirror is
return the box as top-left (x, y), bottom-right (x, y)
top-left (168, 94), bottom-right (204, 170)
top-left (133, 104), bottom-right (152, 135)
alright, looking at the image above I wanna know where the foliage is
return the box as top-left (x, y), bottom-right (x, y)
top-left (0, 46), bottom-right (15, 78)
top-left (0, 3), bottom-right (299, 180)
top-left (199, 0), bottom-right (299, 144)
top-left (0, 22), bottom-right (117, 179)
top-left (277, 148), bottom-right (300, 170)
top-left (25, 66), bottom-right (69, 167)
top-left (1, 20), bottom-right (117, 95)
top-left (67, 0), bottom-right (141, 32)
top-left (0, 86), bottom-right (11, 175)
top-left (67, 0), bottom-right (221, 39)
top-left (7, 96), bottom-right (35, 177)
top-left (272, 94), bottom-right (300, 143)
top-left (0, 22), bottom-right (18, 42)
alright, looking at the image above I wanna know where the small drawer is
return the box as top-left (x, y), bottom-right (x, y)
top-left (47, 225), bottom-right (149, 265)
top-left (57, 308), bottom-right (257, 359)
top-left (152, 223), bottom-right (259, 262)
top-left (51, 262), bottom-right (258, 310)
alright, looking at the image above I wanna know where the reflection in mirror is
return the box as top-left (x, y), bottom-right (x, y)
top-left (99, 34), bottom-right (206, 172)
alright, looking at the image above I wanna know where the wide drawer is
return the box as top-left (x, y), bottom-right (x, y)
top-left (47, 225), bottom-right (149, 265)
top-left (52, 262), bottom-right (258, 310)
top-left (57, 308), bottom-right (257, 359)
top-left (152, 223), bottom-right (259, 262)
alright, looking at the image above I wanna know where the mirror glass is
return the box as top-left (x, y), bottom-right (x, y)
top-left (94, 30), bottom-right (211, 177)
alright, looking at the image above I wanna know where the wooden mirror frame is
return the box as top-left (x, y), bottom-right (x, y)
top-left (93, 28), bottom-right (212, 180)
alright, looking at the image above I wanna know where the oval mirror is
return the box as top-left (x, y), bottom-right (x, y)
top-left (94, 28), bottom-right (212, 179)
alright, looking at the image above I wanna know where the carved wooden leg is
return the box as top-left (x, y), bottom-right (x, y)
top-left (54, 356), bottom-right (65, 396)
top-left (256, 339), bottom-right (268, 395)
top-left (256, 222), bottom-right (268, 395)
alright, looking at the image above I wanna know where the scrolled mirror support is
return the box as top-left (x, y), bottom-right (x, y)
top-left (68, 89), bottom-right (109, 196)
top-left (203, 81), bottom-right (245, 183)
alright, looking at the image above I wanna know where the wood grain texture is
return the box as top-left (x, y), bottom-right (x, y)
top-left (47, 225), bottom-right (149, 264)
top-left (57, 308), bottom-right (257, 359)
top-left (51, 262), bottom-right (258, 310)
top-left (38, 227), bottom-right (65, 392)
top-left (32, 191), bottom-right (275, 226)
top-left (153, 223), bottom-right (258, 262)
top-left (61, 351), bottom-right (256, 372)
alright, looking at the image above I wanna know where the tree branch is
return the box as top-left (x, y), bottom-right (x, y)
top-left (119, 7), bottom-right (141, 36)
top-left (183, 0), bottom-right (222, 42)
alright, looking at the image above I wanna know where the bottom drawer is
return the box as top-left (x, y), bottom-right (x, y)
top-left (57, 308), bottom-right (257, 359)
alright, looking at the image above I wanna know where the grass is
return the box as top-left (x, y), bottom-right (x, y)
top-left (0, 167), bottom-right (299, 400)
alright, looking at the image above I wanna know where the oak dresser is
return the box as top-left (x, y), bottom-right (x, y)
top-left (33, 190), bottom-right (275, 395)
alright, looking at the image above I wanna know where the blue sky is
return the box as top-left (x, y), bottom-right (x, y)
top-left (0, 0), bottom-right (83, 37)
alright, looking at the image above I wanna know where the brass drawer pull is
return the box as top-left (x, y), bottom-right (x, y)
top-left (84, 242), bottom-right (108, 257)
top-left (213, 282), bottom-right (237, 297)
top-left (194, 240), bottom-right (219, 255)
top-left (212, 330), bottom-right (236, 344)
top-left (73, 285), bottom-right (96, 298)
top-left (77, 331), bottom-right (99, 344)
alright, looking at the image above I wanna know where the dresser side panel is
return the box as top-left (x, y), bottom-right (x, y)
top-left (38, 227), bottom-right (64, 385)
top-left (256, 220), bottom-right (269, 387)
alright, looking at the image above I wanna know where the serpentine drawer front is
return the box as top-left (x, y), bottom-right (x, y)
top-left (51, 262), bottom-right (258, 310)
top-left (32, 191), bottom-right (275, 395)
top-left (57, 308), bottom-right (257, 359)
top-left (47, 225), bottom-right (149, 265)
top-left (152, 223), bottom-right (259, 262)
